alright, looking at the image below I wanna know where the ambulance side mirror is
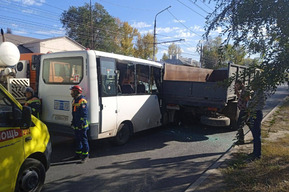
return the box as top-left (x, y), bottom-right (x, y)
top-left (21, 106), bottom-right (32, 129)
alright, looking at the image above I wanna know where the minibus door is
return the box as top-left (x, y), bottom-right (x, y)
top-left (98, 58), bottom-right (117, 133)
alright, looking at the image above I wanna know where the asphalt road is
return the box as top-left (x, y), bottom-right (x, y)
top-left (43, 85), bottom-right (288, 192)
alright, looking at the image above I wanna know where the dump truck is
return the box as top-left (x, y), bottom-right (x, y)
top-left (162, 63), bottom-right (248, 129)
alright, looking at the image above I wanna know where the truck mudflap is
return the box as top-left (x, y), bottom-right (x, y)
top-left (200, 115), bottom-right (230, 127)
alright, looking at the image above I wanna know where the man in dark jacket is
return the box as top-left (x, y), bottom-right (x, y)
top-left (247, 82), bottom-right (266, 160)
top-left (234, 80), bottom-right (250, 145)
top-left (70, 85), bottom-right (89, 163)
top-left (24, 87), bottom-right (41, 119)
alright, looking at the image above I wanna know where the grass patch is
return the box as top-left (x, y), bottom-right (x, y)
top-left (221, 98), bottom-right (289, 192)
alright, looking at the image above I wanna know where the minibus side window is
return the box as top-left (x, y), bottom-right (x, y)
top-left (136, 64), bottom-right (149, 94)
top-left (100, 58), bottom-right (117, 97)
top-left (117, 62), bottom-right (135, 95)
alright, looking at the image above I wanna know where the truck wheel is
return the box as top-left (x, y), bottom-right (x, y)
top-left (200, 115), bottom-right (230, 127)
top-left (114, 123), bottom-right (131, 145)
top-left (15, 158), bottom-right (45, 192)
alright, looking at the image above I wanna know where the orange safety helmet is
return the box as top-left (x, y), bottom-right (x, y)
top-left (70, 85), bottom-right (83, 93)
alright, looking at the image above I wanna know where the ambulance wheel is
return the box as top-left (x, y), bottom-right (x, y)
top-left (114, 122), bottom-right (131, 145)
top-left (15, 158), bottom-right (46, 192)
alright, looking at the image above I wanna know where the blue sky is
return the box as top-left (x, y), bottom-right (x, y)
top-left (0, 0), bottom-right (220, 61)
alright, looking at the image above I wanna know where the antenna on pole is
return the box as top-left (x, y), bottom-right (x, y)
top-left (1, 28), bottom-right (5, 42)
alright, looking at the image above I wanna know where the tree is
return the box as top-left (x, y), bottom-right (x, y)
top-left (168, 43), bottom-right (182, 57)
top-left (162, 53), bottom-right (169, 61)
top-left (134, 32), bottom-right (155, 60)
top-left (119, 22), bottom-right (138, 56)
top-left (201, 36), bottom-right (221, 68)
top-left (60, 2), bottom-right (119, 52)
top-left (201, 36), bottom-right (247, 68)
top-left (203, 0), bottom-right (289, 93)
top-left (223, 44), bottom-right (246, 65)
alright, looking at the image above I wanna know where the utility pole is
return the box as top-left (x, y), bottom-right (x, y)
top-left (90, 0), bottom-right (93, 49)
top-left (200, 42), bottom-right (203, 68)
top-left (153, 6), bottom-right (171, 61)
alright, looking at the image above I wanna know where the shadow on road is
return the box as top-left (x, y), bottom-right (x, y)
top-left (44, 150), bottom-right (225, 192)
top-left (49, 118), bottom-right (233, 165)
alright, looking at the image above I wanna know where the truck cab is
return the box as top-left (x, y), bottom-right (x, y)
top-left (0, 83), bottom-right (51, 191)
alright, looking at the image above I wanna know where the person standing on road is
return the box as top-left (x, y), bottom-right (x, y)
top-left (247, 81), bottom-right (266, 160)
top-left (24, 87), bottom-right (41, 119)
top-left (285, 73), bottom-right (289, 90)
top-left (234, 80), bottom-right (250, 145)
top-left (70, 85), bottom-right (89, 163)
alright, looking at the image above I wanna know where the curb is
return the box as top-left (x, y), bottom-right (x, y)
top-left (261, 96), bottom-right (289, 123)
top-left (185, 95), bottom-right (289, 192)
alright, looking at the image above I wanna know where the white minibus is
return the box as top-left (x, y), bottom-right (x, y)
top-left (38, 50), bottom-right (163, 144)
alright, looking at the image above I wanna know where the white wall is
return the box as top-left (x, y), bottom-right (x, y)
top-left (24, 37), bottom-right (84, 53)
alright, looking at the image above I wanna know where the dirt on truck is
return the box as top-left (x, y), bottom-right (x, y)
top-left (162, 63), bottom-right (248, 129)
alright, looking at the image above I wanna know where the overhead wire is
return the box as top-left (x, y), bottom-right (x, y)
top-left (199, 1), bottom-right (214, 11)
top-left (167, 9), bottom-right (202, 37)
top-left (158, 44), bottom-right (200, 58)
top-left (176, 0), bottom-right (206, 18)
top-left (187, 0), bottom-right (210, 14)
top-left (0, 2), bottom-right (130, 39)
top-left (2, 0), bottom-right (203, 60)
top-left (98, 0), bottom-right (157, 12)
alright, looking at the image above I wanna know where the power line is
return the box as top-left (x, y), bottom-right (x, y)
top-left (187, 0), bottom-right (210, 14)
top-left (158, 45), bottom-right (200, 57)
top-left (0, 6), bottom-right (61, 23)
top-left (2, 0), bottom-right (61, 17)
top-left (199, 1), bottom-right (214, 11)
top-left (176, 0), bottom-right (205, 18)
top-left (98, 0), bottom-right (157, 12)
top-left (1, 0), bottom-right (203, 55)
top-left (167, 9), bottom-right (202, 37)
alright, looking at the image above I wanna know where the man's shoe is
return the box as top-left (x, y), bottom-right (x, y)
top-left (246, 153), bottom-right (260, 162)
top-left (81, 156), bottom-right (89, 164)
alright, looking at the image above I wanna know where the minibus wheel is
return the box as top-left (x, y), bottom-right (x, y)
top-left (15, 158), bottom-right (45, 192)
top-left (114, 122), bottom-right (131, 145)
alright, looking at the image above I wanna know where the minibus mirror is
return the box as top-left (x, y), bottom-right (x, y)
top-left (21, 106), bottom-right (32, 129)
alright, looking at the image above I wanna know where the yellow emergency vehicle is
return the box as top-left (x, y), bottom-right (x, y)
top-left (0, 84), bottom-right (51, 192)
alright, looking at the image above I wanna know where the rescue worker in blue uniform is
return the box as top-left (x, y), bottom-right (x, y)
top-left (24, 87), bottom-right (41, 119)
top-left (70, 85), bottom-right (89, 163)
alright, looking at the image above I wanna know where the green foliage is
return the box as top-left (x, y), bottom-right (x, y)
top-left (162, 53), bottom-right (169, 61)
top-left (168, 43), bottom-right (182, 57)
top-left (60, 2), bottom-right (158, 60)
top-left (60, 3), bottom-right (119, 52)
top-left (201, 36), bottom-right (248, 69)
top-left (119, 22), bottom-right (139, 56)
top-left (134, 33), bottom-right (155, 60)
top-left (204, 0), bottom-right (289, 93)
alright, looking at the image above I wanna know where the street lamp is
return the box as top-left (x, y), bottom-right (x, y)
top-left (153, 6), bottom-right (171, 61)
